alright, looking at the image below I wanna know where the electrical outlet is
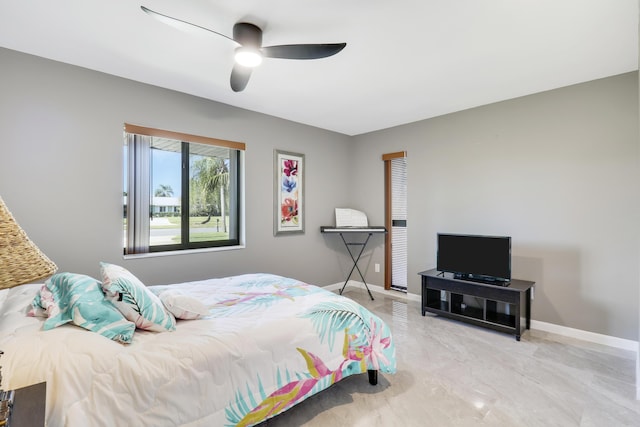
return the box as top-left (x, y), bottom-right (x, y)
top-left (374, 263), bottom-right (380, 273)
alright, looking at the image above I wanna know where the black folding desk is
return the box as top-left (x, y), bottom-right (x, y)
top-left (320, 226), bottom-right (387, 300)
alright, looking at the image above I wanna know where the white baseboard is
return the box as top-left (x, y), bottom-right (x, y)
top-left (530, 320), bottom-right (639, 352)
top-left (324, 280), bottom-right (421, 302)
top-left (326, 280), bottom-right (639, 353)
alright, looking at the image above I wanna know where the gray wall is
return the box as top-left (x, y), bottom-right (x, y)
top-left (1, 47), bottom-right (638, 341)
top-left (0, 47), bottom-right (352, 287)
top-left (350, 72), bottom-right (639, 340)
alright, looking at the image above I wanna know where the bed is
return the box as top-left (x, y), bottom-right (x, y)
top-left (0, 271), bottom-right (396, 426)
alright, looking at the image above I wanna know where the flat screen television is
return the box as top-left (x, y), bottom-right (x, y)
top-left (437, 233), bottom-right (511, 284)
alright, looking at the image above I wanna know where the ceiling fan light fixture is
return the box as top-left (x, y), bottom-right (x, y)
top-left (234, 47), bottom-right (263, 67)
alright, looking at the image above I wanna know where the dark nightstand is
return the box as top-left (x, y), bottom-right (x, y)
top-left (9, 382), bottom-right (46, 426)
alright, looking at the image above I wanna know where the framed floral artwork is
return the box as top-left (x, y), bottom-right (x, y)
top-left (274, 150), bottom-right (304, 235)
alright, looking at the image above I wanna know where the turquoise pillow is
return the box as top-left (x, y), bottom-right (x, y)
top-left (99, 262), bottom-right (176, 332)
top-left (35, 273), bottom-right (135, 343)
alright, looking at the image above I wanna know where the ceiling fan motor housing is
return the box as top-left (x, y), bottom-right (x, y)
top-left (233, 23), bottom-right (262, 48)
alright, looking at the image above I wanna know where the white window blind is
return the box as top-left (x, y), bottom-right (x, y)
top-left (126, 133), bottom-right (151, 254)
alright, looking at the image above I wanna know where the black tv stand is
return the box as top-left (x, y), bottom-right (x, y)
top-left (453, 273), bottom-right (510, 287)
top-left (419, 269), bottom-right (534, 341)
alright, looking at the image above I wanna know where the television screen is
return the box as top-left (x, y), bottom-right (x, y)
top-left (437, 234), bottom-right (511, 282)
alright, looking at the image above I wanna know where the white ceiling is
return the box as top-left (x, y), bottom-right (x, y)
top-left (0, 0), bottom-right (637, 136)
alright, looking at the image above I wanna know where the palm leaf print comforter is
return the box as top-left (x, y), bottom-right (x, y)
top-left (0, 273), bottom-right (396, 426)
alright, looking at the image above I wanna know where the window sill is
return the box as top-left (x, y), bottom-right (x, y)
top-left (123, 244), bottom-right (245, 260)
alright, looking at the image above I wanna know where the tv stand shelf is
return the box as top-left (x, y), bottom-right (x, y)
top-left (419, 269), bottom-right (534, 341)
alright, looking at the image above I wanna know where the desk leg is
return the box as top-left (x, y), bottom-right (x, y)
top-left (338, 233), bottom-right (374, 300)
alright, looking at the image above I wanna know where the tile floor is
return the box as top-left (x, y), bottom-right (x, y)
top-left (259, 288), bottom-right (640, 426)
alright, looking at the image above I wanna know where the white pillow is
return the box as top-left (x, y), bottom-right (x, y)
top-left (159, 290), bottom-right (209, 320)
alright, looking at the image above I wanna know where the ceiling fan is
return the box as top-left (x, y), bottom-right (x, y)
top-left (141, 6), bottom-right (347, 92)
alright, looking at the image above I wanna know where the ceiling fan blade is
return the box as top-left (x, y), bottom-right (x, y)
top-left (141, 6), bottom-right (235, 43)
top-left (261, 43), bottom-right (346, 60)
top-left (230, 65), bottom-right (253, 92)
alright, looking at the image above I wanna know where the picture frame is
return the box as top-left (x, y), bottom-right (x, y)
top-left (274, 149), bottom-right (304, 236)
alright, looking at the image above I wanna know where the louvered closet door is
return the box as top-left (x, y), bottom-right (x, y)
top-left (383, 152), bottom-right (408, 291)
top-left (391, 156), bottom-right (407, 290)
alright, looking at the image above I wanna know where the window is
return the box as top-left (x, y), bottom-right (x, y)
top-left (123, 124), bottom-right (245, 255)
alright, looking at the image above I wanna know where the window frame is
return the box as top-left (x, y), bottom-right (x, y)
top-left (123, 124), bottom-right (245, 256)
